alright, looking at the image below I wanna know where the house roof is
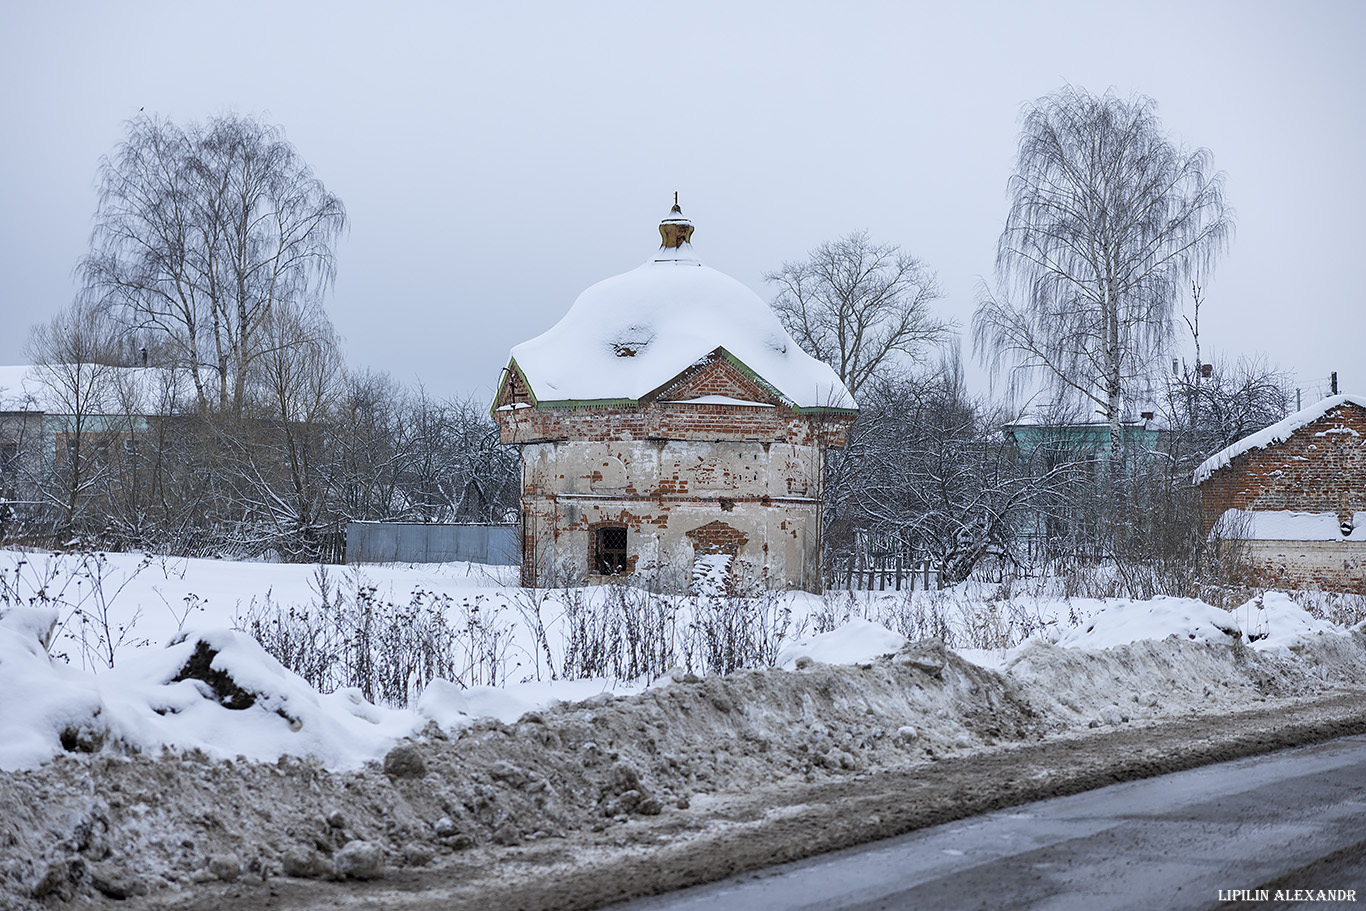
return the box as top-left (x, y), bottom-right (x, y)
top-left (503, 207), bottom-right (857, 412)
top-left (1193, 393), bottom-right (1366, 485)
top-left (0, 366), bottom-right (42, 412)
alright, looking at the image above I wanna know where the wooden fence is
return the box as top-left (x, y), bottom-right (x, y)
top-left (317, 530), bottom-right (346, 564)
top-left (826, 553), bottom-right (938, 591)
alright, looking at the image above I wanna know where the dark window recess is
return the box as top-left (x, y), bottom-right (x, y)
top-left (0, 442), bottom-right (16, 474)
top-left (594, 526), bottom-right (628, 575)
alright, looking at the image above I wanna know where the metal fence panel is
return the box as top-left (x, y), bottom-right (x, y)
top-left (346, 522), bottom-right (519, 566)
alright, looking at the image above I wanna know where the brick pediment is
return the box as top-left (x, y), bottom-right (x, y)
top-left (644, 348), bottom-right (783, 406)
top-left (493, 362), bottom-right (535, 410)
top-left (686, 520), bottom-right (750, 555)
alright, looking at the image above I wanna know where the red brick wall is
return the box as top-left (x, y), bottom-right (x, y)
top-left (652, 355), bottom-right (774, 403)
top-left (497, 401), bottom-right (851, 448)
top-left (1198, 402), bottom-right (1366, 591)
top-left (1243, 541), bottom-right (1366, 594)
top-left (685, 520), bottom-right (750, 555)
top-left (494, 355), bottom-right (855, 448)
top-left (1199, 403), bottom-right (1366, 532)
top-left (500, 354), bottom-right (849, 592)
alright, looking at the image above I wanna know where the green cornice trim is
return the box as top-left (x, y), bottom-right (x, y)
top-left (529, 397), bottom-right (640, 409)
top-left (500, 347), bottom-right (859, 416)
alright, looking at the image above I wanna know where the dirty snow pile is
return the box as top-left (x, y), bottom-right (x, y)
top-left (998, 592), bottom-right (1366, 729)
top-left (0, 564), bottom-right (1358, 774)
top-left (0, 637), bottom-right (1043, 904)
top-left (0, 608), bottom-right (912, 774)
top-left (3, 576), bottom-right (1366, 906)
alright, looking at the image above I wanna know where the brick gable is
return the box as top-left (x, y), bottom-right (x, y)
top-left (1198, 400), bottom-right (1366, 592)
top-left (643, 350), bottom-right (781, 406)
top-left (1198, 401), bottom-right (1366, 532)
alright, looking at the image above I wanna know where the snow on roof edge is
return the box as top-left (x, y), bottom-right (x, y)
top-left (497, 347), bottom-right (860, 415)
top-left (1193, 394), bottom-right (1366, 485)
top-left (503, 244), bottom-right (858, 411)
top-left (1213, 508), bottom-right (1366, 542)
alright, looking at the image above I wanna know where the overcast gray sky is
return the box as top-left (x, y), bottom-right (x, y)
top-left (2, 0), bottom-right (1361, 405)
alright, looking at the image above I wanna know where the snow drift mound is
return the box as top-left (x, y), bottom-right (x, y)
top-left (1008, 629), bottom-right (1366, 728)
top-left (1004, 593), bottom-right (1366, 729)
top-left (3, 599), bottom-right (1366, 909)
top-left (0, 644), bottom-right (1042, 905)
top-left (1041, 593), bottom-right (1341, 652)
top-left (0, 608), bottom-right (106, 770)
top-left (775, 618), bottom-right (909, 669)
top-left (1047, 597), bottom-right (1242, 649)
top-left (0, 616), bottom-right (416, 772)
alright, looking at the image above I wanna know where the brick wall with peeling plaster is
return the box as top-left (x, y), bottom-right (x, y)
top-left (494, 350), bottom-right (854, 593)
top-left (513, 436), bottom-right (827, 591)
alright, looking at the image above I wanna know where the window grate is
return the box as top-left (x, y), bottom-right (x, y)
top-left (595, 526), bottom-right (628, 575)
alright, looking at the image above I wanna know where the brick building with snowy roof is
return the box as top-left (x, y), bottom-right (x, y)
top-left (492, 203), bottom-right (858, 592)
top-left (1194, 394), bottom-right (1366, 592)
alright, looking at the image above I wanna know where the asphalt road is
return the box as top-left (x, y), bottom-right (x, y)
top-left (610, 734), bottom-right (1366, 911)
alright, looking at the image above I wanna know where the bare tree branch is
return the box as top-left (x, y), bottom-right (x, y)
top-left (80, 114), bottom-right (347, 420)
top-left (766, 231), bottom-right (951, 397)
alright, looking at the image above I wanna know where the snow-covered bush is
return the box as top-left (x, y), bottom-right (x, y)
top-left (234, 566), bottom-right (521, 706)
top-left (0, 549), bottom-right (153, 669)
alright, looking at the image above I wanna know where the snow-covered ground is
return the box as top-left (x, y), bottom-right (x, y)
top-left (1, 549), bottom-right (1360, 774)
top-left (3, 548), bottom-right (1366, 907)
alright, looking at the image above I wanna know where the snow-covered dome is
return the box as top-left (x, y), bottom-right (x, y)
top-left (506, 205), bottom-right (857, 411)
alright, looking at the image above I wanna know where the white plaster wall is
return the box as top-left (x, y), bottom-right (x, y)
top-left (519, 439), bottom-right (825, 591)
top-left (524, 440), bottom-right (820, 500)
top-left (1246, 540), bottom-right (1366, 592)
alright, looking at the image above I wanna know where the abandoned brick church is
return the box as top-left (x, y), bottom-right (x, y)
top-left (492, 203), bottom-right (857, 593)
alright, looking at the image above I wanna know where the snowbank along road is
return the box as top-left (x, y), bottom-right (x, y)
top-left (4, 621), bottom-right (1366, 910)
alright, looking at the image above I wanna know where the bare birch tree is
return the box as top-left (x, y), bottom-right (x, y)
top-left (80, 114), bottom-right (347, 419)
top-left (228, 303), bottom-right (345, 560)
top-left (766, 232), bottom-right (950, 397)
top-left (973, 87), bottom-right (1233, 476)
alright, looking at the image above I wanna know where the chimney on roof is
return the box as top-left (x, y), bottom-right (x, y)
top-left (658, 193), bottom-right (694, 249)
top-left (140, 346), bottom-right (148, 367)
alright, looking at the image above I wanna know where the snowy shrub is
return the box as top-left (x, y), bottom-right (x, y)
top-left (1287, 589), bottom-right (1366, 629)
top-left (514, 583), bottom-right (803, 681)
top-left (807, 581), bottom-right (1078, 652)
top-left (235, 566), bottom-right (523, 707)
top-left (557, 583), bottom-right (676, 681)
top-left (0, 549), bottom-right (152, 669)
top-left (680, 590), bottom-right (796, 675)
